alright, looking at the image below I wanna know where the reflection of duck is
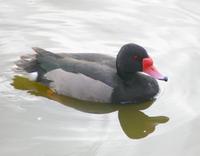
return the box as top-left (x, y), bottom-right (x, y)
top-left (11, 76), bottom-right (169, 139)
top-left (118, 105), bottom-right (169, 139)
top-left (15, 43), bottom-right (167, 104)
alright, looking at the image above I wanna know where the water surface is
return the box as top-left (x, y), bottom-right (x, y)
top-left (0, 0), bottom-right (200, 155)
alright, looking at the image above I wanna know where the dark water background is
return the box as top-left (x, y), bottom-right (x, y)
top-left (0, 0), bottom-right (200, 155)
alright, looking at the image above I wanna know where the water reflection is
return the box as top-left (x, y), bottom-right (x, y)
top-left (11, 76), bottom-right (169, 139)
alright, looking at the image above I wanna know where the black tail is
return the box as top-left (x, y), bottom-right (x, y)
top-left (15, 54), bottom-right (38, 73)
top-left (15, 47), bottom-right (62, 72)
top-left (15, 47), bottom-right (62, 83)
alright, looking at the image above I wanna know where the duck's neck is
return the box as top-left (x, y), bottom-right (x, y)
top-left (117, 69), bottom-right (138, 81)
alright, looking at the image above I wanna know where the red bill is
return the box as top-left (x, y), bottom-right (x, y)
top-left (142, 57), bottom-right (168, 81)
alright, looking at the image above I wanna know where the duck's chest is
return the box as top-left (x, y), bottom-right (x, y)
top-left (111, 75), bottom-right (159, 104)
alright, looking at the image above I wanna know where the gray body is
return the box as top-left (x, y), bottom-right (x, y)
top-left (16, 48), bottom-right (159, 104)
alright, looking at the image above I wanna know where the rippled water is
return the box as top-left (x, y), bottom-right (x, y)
top-left (1, 0), bottom-right (200, 155)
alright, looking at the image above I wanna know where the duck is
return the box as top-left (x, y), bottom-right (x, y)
top-left (16, 43), bottom-right (168, 104)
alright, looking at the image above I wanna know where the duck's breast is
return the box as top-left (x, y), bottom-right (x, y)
top-left (45, 69), bottom-right (113, 103)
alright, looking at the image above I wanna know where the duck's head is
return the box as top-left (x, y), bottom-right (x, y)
top-left (116, 43), bottom-right (168, 81)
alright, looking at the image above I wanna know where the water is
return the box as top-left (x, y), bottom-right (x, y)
top-left (0, 0), bottom-right (200, 155)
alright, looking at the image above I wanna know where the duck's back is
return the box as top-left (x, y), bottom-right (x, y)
top-left (59, 53), bottom-right (116, 69)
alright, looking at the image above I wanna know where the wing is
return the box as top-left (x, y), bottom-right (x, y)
top-left (58, 53), bottom-right (116, 69)
top-left (58, 56), bottom-right (118, 87)
top-left (30, 48), bottom-right (119, 87)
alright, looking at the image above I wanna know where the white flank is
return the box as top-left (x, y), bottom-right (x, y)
top-left (45, 69), bottom-right (113, 103)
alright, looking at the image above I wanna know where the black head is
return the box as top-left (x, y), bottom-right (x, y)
top-left (116, 43), bottom-right (168, 81)
top-left (116, 43), bottom-right (148, 79)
